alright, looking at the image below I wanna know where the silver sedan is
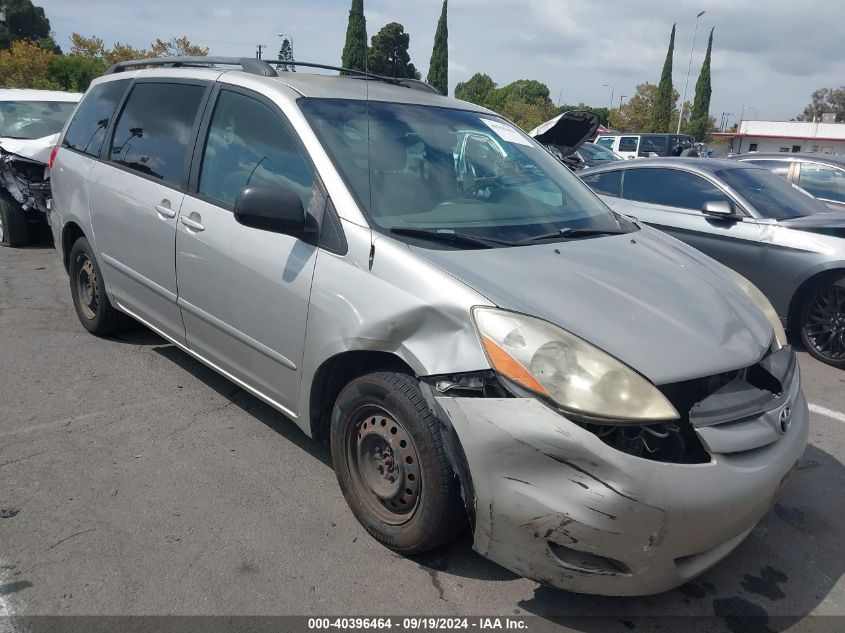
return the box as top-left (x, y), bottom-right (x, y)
top-left (579, 158), bottom-right (845, 368)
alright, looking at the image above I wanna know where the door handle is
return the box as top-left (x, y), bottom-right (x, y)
top-left (155, 203), bottom-right (176, 219)
top-left (180, 215), bottom-right (205, 232)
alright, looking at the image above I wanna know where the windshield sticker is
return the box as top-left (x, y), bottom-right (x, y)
top-left (479, 118), bottom-right (532, 146)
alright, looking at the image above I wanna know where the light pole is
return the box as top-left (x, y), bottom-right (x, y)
top-left (602, 84), bottom-right (614, 111)
top-left (619, 95), bottom-right (627, 109)
top-left (677, 10), bottom-right (706, 134)
top-left (747, 107), bottom-right (759, 120)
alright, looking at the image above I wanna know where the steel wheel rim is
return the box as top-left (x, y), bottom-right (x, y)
top-left (76, 255), bottom-right (99, 320)
top-left (345, 405), bottom-right (422, 525)
top-left (803, 284), bottom-right (845, 361)
top-left (0, 211), bottom-right (4, 243)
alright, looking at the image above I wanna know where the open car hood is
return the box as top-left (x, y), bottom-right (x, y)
top-left (528, 111), bottom-right (600, 157)
top-left (0, 133), bottom-right (60, 164)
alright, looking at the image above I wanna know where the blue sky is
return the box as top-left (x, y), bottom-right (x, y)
top-left (36, 0), bottom-right (845, 124)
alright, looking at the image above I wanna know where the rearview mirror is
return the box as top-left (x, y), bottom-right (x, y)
top-left (234, 186), bottom-right (308, 237)
top-left (701, 200), bottom-right (737, 219)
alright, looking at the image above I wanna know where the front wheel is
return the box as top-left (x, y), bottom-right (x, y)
top-left (330, 371), bottom-right (465, 554)
top-left (799, 277), bottom-right (845, 369)
top-left (0, 192), bottom-right (29, 247)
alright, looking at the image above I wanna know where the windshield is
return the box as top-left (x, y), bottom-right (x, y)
top-left (715, 166), bottom-right (830, 220)
top-left (300, 99), bottom-right (629, 246)
top-left (579, 142), bottom-right (622, 164)
top-left (0, 101), bottom-right (77, 139)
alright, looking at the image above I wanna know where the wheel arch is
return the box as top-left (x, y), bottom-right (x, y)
top-left (61, 221), bottom-right (86, 273)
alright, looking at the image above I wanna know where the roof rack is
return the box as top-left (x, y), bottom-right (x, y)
top-left (104, 56), bottom-right (443, 95)
top-left (105, 56), bottom-right (279, 77)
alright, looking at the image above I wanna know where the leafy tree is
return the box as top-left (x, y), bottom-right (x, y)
top-left (69, 32), bottom-right (207, 66)
top-left (426, 0), bottom-right (448, 95)
top-left (0, 0), bottom-right (51, 50)
top-left (341, 0), bottom-right (367, 73)
top-left (368, 22), bottom-right (419, 79)
top-left (0, 38), bottom-right (56, 88)
top-left (557, 103), bottom-right (610, 127)
top-left (798, 86), bottom-right (845, 122)
top-left (454, 72), bottom-right (495, 105)
top-left (47, 54), bottom-right (105, 91)
top-left (650, 23), bottom-right (675, 132)
top-left (609, 82), bottom-right (679, 132)
top-left (276, 37), bottom-right (294, 72)
top-left (497, 94), bottom-right (556, 131)
top-left (688, 27), bottom-right (714, 141)
top-left (149, 36), bottom-right (208, 57)
top-left (487, 79), bottom-right (551, 109)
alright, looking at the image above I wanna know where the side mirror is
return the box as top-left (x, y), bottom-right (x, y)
top-left (234, 186), bottom-right (307, 237)
top-left (701, 200), bottom-right (737, 219)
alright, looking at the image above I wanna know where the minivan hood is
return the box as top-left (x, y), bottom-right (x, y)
top-left (528, 110), bottom-right (599, 157)
top-left (410, 227), bottom-right (773, 385)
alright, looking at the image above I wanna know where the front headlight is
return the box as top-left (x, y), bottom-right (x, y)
top-left (472, 307), bottom-right (679, 422)
top-left (722, 268), bottom-right (787, 350)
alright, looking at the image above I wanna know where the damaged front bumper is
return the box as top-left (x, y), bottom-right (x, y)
top-left (435, 363), bottom-right (807, 596)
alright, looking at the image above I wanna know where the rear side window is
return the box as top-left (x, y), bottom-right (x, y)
top-left (109, 82), bottom-right (206, 187)
top-left (744, 159), bottom-right (791, 178)
top-left (198, 90), bottom-right (314, 209)
top-left (618, 137), bottom-right (638, 152)
top-left (581, 170), bottom-right (622, 197)
top-left (797, 163), bottom-right (845, 203)
top-left (62, 79), bottom-right (130, 158)
top-left (623, 168), bottom-right (730, 210)
top-left (639, 135), bottom-right (666, 155)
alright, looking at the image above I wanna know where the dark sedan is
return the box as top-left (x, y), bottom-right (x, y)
top-left (579, 158), bottom-right (845, 368)
top-left (731, 152), bottom-right (845, 212)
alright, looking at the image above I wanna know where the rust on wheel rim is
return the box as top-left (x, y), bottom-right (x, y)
top-left (76, 255), bottom-right (99, 320)
top-left (346, 406), bottom-right (422, 525)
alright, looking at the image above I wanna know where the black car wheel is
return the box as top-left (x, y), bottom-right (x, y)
top-left (69, 237), bottom-right (130, 336)
top-left (799, 278), bottom-right (845, 369)
top-left (0, 191), bottom-right (29, 247)
top-left (330, 371), bottom-right (465, 554)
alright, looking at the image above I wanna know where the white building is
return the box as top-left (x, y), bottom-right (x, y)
top-left (714, 118), bottom-right (845, 155)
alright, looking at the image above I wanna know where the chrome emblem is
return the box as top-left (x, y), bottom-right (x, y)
top-left (779, 406), bottom-right (793, 434)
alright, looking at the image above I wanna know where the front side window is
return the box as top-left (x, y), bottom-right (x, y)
top-left (109, 82), bottom-right (206, 186)
top-left (300, 99), bottom-right (629, 245)
top-left (618, 137), bottom-right (639, 152)
top-left (580, 170), bottom-right (622, 197)
top-left (623, 168), bottom-right (730, 210)
top-left (63, 80), bottom-right (130, 157)
top-left (199, 90), bottom-right (314, 209)
top-left (797, 163), bottom-right (845, 203)
top-left (716, 167), bottom-right (829, 219)
top-left (0, 100), bottom-right (78, 140)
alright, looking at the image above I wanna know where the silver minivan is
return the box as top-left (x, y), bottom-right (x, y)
top-left (49, 57), bottom-right (807, 596)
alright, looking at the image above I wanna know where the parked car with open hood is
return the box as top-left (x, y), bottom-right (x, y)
top-left (732, 152), bottom-right (845, 212)
top-left (49, 57), bottom-right (807, 596)
top-left (528, 110), bottom-right (599, 171)
top-left (0, 88), bottom-right (82, 247)
top-left (580, 158), bottom-right (845, 368)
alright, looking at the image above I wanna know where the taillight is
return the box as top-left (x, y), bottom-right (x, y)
top-left (48, 144), bottom-right (59, 170)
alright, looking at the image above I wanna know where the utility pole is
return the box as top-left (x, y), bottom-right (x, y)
top-left (619, 95), bottom-right (627, 109)
top-left (255, 44), bottom-right (266, 59)
top-left (602, 84), bottom-right (614, 111)
top-left (677, 10), bottom-right (706, 134)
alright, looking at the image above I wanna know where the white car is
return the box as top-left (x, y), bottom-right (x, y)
top-left (0, 88), bottom-right (82, 247)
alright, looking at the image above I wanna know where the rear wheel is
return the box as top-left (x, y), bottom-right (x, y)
top-left (69, 237), bottom-right (130, 336)
top-left (799, 277), bottom-right (845, 369)
top-left (330, 371), bottom-right (465, 554)
top-left (0, 192), bottom-right (29, 247)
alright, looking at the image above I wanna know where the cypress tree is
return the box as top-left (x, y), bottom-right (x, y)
top-left (688, 28), bottom-right (714, 141)
top-left (650, 23), bottom-right (675, 132)
top-left (341, 0), bottom-right (367, 73)
top-left (426, 0), bottom-right (448, 95)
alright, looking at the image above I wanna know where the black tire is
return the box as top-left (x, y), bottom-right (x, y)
top-left (798, 277), bottom-right (845, 369)
top-left (69, 237), bottom-right (130, 336)
top-left (0, 191), bottom-right (29, 247)
top-left (330, 371), bottom-right (466, 554)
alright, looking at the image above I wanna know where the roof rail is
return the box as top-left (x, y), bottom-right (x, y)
top-left (105, 56), bottom-right (278, 77)
top-left (104, 56), bottom-right (443, 95)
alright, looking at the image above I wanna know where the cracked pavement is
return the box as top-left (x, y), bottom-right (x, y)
top-left (1, 243), bottom-right (845, 631)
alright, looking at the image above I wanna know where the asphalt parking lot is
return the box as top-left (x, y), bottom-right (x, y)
top-left (2, 242), bottom-right (845, 632)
